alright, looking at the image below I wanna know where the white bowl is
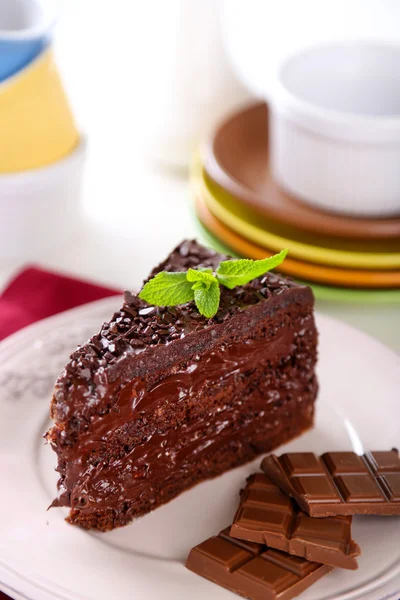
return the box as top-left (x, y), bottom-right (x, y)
top-left (269, 42), bottom-right (400, 217)
top-left (0, 137), bottom-right (86, 260)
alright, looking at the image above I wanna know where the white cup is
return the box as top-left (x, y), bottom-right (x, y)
top-left (269, 42), bottom-right (400, 217)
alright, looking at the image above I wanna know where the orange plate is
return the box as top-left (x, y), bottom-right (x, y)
top-left (195, 193), bottom-right (400, 289)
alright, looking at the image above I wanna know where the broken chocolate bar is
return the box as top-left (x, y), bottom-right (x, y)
top-left (230, 473), bottom-right (360, 569)
top-left (262, 449), bottom-right (400, 517)
top-left (186, 527), bottom-right (332, 600)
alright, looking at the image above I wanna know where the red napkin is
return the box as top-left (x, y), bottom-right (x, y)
top-left (0, 266), bottom-right (120, 600)
top-left (0, 266), bottom-right (120, 341)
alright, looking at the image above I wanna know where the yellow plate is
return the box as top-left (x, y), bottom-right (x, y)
top-left (0, 47), bottom-right (78, 173)
top-left (193, 157), bottom-right (400, 270)
top-left (194, 192), bottom-right (400, 288)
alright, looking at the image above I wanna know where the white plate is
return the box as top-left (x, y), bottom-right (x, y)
top-left (0, 296), bottom-right (399, 600)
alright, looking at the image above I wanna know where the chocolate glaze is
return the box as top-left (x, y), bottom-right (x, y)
top-left (53, 318), bottom-right (313, 512)
top-left (47, 240), bottom-right (317, 527)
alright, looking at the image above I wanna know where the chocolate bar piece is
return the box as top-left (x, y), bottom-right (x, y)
top-left (186, 527), bottom-right (332, 600)
top-left (230, 473), bottom-right (360, 569)
top-left (262, 449), bottom-right (400, 517)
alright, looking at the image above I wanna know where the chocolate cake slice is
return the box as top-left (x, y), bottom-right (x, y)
top-left (47, 240), bottom-right (318, 531)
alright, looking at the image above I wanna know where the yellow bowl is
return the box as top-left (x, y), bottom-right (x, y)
top-left (0, 46), bottom-right (78, 172)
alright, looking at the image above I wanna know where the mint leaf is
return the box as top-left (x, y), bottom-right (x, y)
top-left (139, 271), bottom-right (194, 306)
top-left (188, 268), bottom-right (220, 317)
top-left (187, 268), bottom-right (216, 287)
top-left (194, 279), bottom-right (220, 318)
top-left (216, 249), bottom-right (288, 289)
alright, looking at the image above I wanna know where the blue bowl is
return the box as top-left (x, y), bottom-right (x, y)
top-left (0, 0), bottom-right (60, 82)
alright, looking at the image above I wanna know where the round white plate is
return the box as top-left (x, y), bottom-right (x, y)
top-left (0, 296), bottom-right (399, 600)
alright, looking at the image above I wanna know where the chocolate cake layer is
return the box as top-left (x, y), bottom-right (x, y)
top-left (47, 241), bottom-right (318, 530)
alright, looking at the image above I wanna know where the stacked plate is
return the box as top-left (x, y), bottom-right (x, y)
top-left (192, 102), bottom-right (400, 303)
top-left (0, 0), bottom-right (85, 259)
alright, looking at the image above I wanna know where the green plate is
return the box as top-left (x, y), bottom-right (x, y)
top-left (193, 215), bottom-right (400, 305)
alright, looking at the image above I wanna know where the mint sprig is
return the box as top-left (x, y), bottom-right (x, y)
top-left (138, 249), bottom-right (288, 318)
top-left (217, 249), bottom-right (288, 289)
top-left (137, 271), bottom-right (194, 306)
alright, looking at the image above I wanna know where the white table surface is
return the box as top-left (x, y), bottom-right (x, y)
top-left (0, 0), bottom-right (398, 356)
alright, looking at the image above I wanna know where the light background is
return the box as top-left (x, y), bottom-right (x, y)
top-left (0, 0), bottom-right (398, 353)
